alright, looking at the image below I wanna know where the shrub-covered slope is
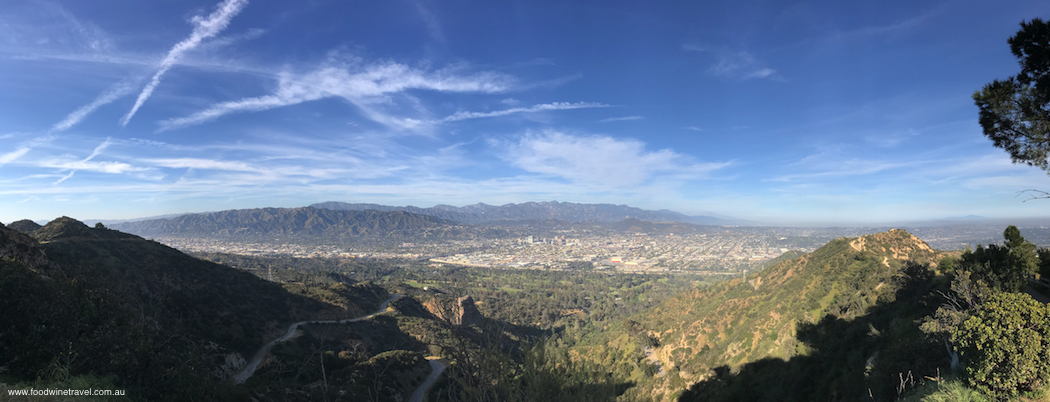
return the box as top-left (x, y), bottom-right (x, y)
top-left (576, 229), bottom-right (946, 401)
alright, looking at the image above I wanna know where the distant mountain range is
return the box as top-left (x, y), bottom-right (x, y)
top-left (110, 207), bottom-right (462, 239)
top-left (95, 202), bottom-right (735, 241)
top-left (310, 200), bottom-right (733, 225)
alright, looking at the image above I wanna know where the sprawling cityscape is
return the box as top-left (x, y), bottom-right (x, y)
top-left (152, 223), bottom-right (1049, 274)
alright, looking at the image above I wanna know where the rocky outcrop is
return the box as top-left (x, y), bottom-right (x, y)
top-left (423, 295), bottom-right (484, 326)
top-left (457, 296), bottom-right (482, 326)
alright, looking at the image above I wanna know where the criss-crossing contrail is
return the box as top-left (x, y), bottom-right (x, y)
top-left (119, 0), bottom-right (249, 127)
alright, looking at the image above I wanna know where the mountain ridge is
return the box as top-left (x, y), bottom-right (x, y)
top-left (110, 206), bottom-right (461, 239)
top-left (310, 200), bottom-right (734, 225)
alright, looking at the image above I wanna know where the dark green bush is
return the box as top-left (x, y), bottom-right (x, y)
top-left (951, 291), bottom-right (1050, 397)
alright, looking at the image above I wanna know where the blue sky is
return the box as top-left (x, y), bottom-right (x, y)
top-left (1, 0), bottom-right (1049, 225)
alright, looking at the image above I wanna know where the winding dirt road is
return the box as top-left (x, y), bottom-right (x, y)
top-left (409, 357), bottom-right (449, 402)
top-left (233, 294), bottom-right (404, 384)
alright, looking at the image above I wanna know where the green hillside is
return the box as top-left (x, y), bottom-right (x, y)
top-left (571, 229), bottom-right (948, 401)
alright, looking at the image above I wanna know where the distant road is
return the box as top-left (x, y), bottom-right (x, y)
top-left (233, 294), bottom-right (404, 384)
top-left (409, 357), bottom-right (448, 402)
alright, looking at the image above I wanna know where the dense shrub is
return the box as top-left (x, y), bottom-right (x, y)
top-left (951, 291), bottom-right (1050, 397)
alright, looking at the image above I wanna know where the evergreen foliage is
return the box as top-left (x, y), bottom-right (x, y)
top-left (958, 225), bottom-right (1038, 292)
top-left (951, 292), bottom-right (1050, 397)
top-left (974, 18), bottom-right (1050, 173)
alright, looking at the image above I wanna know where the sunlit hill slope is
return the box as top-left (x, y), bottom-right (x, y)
top-left (580, 229), bottom-right (948, 401)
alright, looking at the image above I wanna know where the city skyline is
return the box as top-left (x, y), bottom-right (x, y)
top-left (2, 0), bottom-right (1050, 225)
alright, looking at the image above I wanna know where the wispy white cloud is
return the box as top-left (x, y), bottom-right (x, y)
top-left (120, 0), bottom-right (249, 126)
top-left (768, 145), bottom-right (925, 182)
top-left (438, 102), bottom-right (608, 123)
top-left (196, 27), bottom-right (266, 51)
top-left (144, 158), bottom-right (258, 172)
top-left (51, 78), bottom-right (138, 132)
top-left (51, 137), bottom-right (135, 183)
top-left (0, 147), bottom-right (31, 165)
top-left (708, 51), bottom-right (776, 80)
top-left (412, 0), bottom-right (445, 43)
top-left (864, 129), bottom-right (919, 148)
top-left (157, 60), bottom-right (517, 132)
top-left (769, 158), bottom-right (920, 182)
top-left (599, 116), bottom-right (644, 123)
top-left (496, 129), bottom-right (730, 189)
top-left (45, 1), bottom-right (115, 52)
top-left (0, 1), bottom-right (115, 53)
top-left (684, 126), bottom-right (704, 132)
top-left (48, 160), bottom-right (142, 176)
top-left (745, 68), bottom-right (775, 79)
top-left (830, 13), bottom-right (930, 43)
top-left (685, 45), bottom-right (780, 81)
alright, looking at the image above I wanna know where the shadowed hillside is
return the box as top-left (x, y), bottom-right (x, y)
top-left (5, 219), bottom-right (42, 235)
top-left (0, 218), bottom-right (387, 401)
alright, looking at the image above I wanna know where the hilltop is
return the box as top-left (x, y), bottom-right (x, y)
top-left (5, 219), bottom-right (42, 235)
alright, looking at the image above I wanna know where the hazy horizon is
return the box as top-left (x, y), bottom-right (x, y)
top-left (10, 199), bottom-right (1050, 230)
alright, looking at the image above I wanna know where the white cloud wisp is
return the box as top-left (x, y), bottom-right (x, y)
top-left (499, 130), bottom-right (730, 189)
top-left (157, 61), bottom-right (517, 132)
top-left (50, 137), bottom-right (143, 184)
top-left (599, 116), bottom-right (644, 123)
top-left (684, 45), bottom-right (780, 81)
top-left (438, 102), bottom-right (609, 123)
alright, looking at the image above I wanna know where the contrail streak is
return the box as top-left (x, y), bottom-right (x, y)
top-left (52, 79), bottom-right (137, 132)
top-left (120, 0), bottom-right (249, 127)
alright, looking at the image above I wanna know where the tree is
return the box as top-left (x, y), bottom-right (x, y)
top-left (959, 225), bottom-right (1038, 292)
top-left (973, 18), bottom-right (1050, 172)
